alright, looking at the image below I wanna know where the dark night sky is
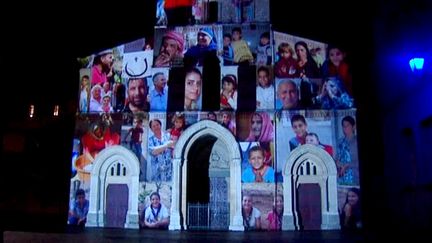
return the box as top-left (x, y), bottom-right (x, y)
top-left (1, 0), bottom-right (370, 115)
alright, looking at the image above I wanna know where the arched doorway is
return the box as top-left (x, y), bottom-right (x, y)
top-left (282, 144), bottom-right (340, 230)
top-left (186, 136), bottom-right (231, 230)
top-left (87, 145), bottom-right (140, 229)
top-left (169, 120), bottom-right (244, 231)
top-left (186, 135), bottom-right (216, 205)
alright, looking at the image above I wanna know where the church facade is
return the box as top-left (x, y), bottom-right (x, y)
top-left (69, 0), bottom-right (360, 231)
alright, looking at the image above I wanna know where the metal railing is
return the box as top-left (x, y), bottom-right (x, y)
top-left (187, 202), bottom-right (229, 230)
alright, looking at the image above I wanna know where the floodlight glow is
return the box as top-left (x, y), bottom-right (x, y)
top-left (409, 58), bottom-right (424, 72)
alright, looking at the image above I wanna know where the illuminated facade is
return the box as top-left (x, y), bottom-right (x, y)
top-left (69, 0), bottom-right (360, 231)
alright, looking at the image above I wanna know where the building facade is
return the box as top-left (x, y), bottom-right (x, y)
top-left (69, 0), bottom-right (360, 231)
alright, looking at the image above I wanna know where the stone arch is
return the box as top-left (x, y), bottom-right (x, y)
top-left (169, 120), bottom-right (244, 231)
top-left (282, 144), bottom-right (340, 230)
top-left (87, 145), bottom-right (140, 229)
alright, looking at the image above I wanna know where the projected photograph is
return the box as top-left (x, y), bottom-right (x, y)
top-left (275, 110), bottom-right (336, 181)
top-left (312, 77), bottom-right (354, 109)
top-left (334, 109), bottom-right (359, 186)
top-left (78, 69), bottom-right (91, 113)
top-left (198, 111), bottom-right (219, 122)
top-left (149, 68), bottom-right (169, 111)
top-left (241, 183), bottom-right (275, 230)
top-left (138, 182), bottom-right (172, 230)
top-left (256, 65), bottom-right (274, 110)
top-left (156, 0), bottom-right (219, 27)
top-left (275, 78), bottom-right (321, 110)
top-left (321, 44), bottom-right (353, 97)
top-left (166, 112), bottom-right (187, 146)
top-left (123, 76), bottom-right (151, 113)
top-left (240, 142), bottom-right (274, 183)
top-left (177, 24), bottom-right (223, 66)
top-left (154, 28), bottom-right (185, 67)
top-left (184, 67), bottom-right (203, 111)
top-left (222, 23), bottom-right (272, 65)
top-left (264, 184), bottom-right (284, 231)
top-left (218, 111), bottom-right (237, 136)
top-left (337, 186), bottom-right (362, 230)
top-left (220, 66), bottom-right (238, 110)
top-left (236, 111), bottom-right (274, 143)
top-left (90, 46), bottom-right (123, 87)
top-left (273, 31), bottom-right (326, 78)
top-left (148, 112), bottom-right (173, 182)
top-left (218, 0), bottom-right (270, 24)
top-left (121, 112), bottom-right (149, 182)
top-left (71, 113), bottom-right (123, 187)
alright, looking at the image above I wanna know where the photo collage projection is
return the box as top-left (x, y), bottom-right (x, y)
top-left (70, 0), bottom-right (360, 231)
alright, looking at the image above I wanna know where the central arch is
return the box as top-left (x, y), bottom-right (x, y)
top-left (168, 120), bottom-right (244, 231)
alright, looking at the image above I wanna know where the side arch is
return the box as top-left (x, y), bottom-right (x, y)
top-left (282, 144), bottom-right (340, 230)
top-left (87, 145), bottom-right (140, 229)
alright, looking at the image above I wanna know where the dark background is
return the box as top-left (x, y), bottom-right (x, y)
top-left (1, 0), bottom-right (432, 236)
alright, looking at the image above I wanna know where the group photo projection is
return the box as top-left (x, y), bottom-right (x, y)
top-left (70, 0), bottom-right (360, 231)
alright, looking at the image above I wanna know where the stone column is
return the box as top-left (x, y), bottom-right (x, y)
top-left (169, 158), bottom-right (182, 230)
top-left (87, 174), bottom-right (100, 227)
top-left (282, 175), bottom-right (296, 230)
top-left (125, 174), bottom-right (139, 229)
top-left (229, 158), bottom-right (244, 231)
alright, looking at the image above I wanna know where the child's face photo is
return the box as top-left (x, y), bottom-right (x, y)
top-left (174, 118), bottom-right (184, 129)
top-left (305, 135), bottom-right (319, 145)
top-left (77, 194), bottom-right (86, 204)
top-left (223, 37), bottom-right (231, 46)
top-left (133, 119), bottom-right (142, 127)
top-left (292, 120), bottom-right (307, 137)
top-left (260, 36), bottom-right (269, 45)
top-left (81, 77), bottom-right (89, 88)
top-left (281, 50), bottom-right (291, 59)
top-left (242, 196), bottom-right (253, 210)
top-left (249, 150), bottom-right (264, 170)
top-left (275, 195), bottom-right (283, 211)
top-left (151, 194), bottom-right (161, 208)
top-left (223, 81), bottom-right (234, 92)
top-left (232, 31), bottom-right (241, 41)
top-left (222, 113), bottom-right (230, 123)
top-left (347, 191), bottom-right (359, 206)
top-left (102, 96), bottom-right (110, 106)
top-left (258, 70), bottom-right (270, 87)
top-left (329, 48), bottom-right (344, 65)
top-left (103, 81), bottom-right (110, 91)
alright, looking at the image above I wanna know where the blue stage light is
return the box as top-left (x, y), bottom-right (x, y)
top-left (409, 58), bottom-right (424, 72)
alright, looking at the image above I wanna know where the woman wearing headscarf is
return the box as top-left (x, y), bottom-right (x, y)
top-left (246, 112), bottom-right (274, 143)
top-left (184, 27), bottom-right (218, 66)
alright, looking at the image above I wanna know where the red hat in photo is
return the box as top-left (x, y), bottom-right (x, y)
top-left (163, 31), bottom-right (185, 52)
